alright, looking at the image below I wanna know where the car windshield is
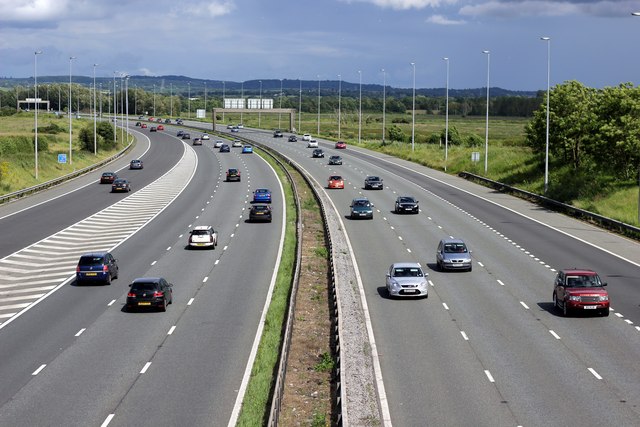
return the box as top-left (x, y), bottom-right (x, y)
top-left (566, 275), bottom-right (601, 287)
top-left (253, 206), bottom-right (269, 211)
top-left (368, 177), bottom-right (380, 182)
top-left (444, 243), bottom-right (467, 253)
top-left (79, 256), bottom-right (105, 266)
top-left (256, 189), bottom-right (268, 194)
top-left (353, 200), bottom-right (370, 207)
top-left (393, 268), bottom-right (423, 277)
top-left (399, 197), bottom-right (415, 203)
top-left (131, 283), bottom-right (158, 291)
top-left (330, 176), bottom-right (342, 181)
top-left (228, 169), bottom-right (238, 174)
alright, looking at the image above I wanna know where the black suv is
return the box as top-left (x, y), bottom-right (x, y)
top-left (312, 149), bottom-right (324, 158)
top-left (364, 176), bottom-right (384, 190)
top-left (395, 196), bottom-right (419, 214)
top-left (126, 277), bottom-right (173, 312)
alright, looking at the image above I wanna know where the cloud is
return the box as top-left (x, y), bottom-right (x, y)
top-left (427, 14), bottom-right (465, 24)
top-left (0, 0), bottom-right (70, 22)
top-left (459, 1), bottom-right (640, 18)
top-left (344, 0), bottom-right (458, 10)
top-left (181, 0), bottom-right (235, 17)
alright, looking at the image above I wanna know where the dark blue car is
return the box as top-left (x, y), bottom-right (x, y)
top-left (253, 188), bottom-right (272, 203)
top-left (76, 252), bottom-right (119, 285)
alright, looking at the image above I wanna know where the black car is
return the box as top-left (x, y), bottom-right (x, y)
top-left (220, 144), bottom-right (230, 152)
top-left (226, 168), bottom-right (241, 182)
top-left (177, 130), bottom-right (185, 137)
top-left (176, 119), bottom-right (184, 125)
top-left (364, 176), bottom-right (384, 190)
top-left (126, 277), bottom-right (173, 312)
top-left (395, 196), bottom-right (419, 214)
top-left (273, 130), bottom-right (284, 138)
top-left (135, 121), bottom-right (141, 127)
top-left (249, 204), bottom-right (272, 222)
top-left (328, 155), bottom-right (342, 165)
top-left (150, 126), bottom-right (157, 132)
top-left (76, 252), bottom-right (119, 285)
top-left (181, 133), bottom-right (191, 140)
top-left (111, 178), bottom-right (131, 192)
top-left (100, 172), bottom-right (118, 184)
top-left (288, 135), bottom-right (297, 142)
top-left (312, 149), bottom-right (324, 158)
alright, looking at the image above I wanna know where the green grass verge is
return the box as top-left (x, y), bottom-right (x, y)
top-left (235, 149), bottom-right (297, 426)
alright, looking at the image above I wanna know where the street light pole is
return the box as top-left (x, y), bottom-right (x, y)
top-left (93, 63), bottom-right (98, 155)
top-left (222, 81), bottom-right (225, 122)
top-left (204, 81), bottom-right (207, 118)
top-left (338, 74), bottom-right (342, 140)
top-left (298, 78), bottom-right (302, 133)
top-left (381, 68), bottom-right (386, 144)
top-left (443, 57), bottom-right (450, 171)
top-left (259, 80), bottom-right (262, 127)
top-left (113, 71), bottom-right (117, 142)
top-left (358, 70), bottom-right (362, 144)
top-left (34, 50), bottom-right (43, 180)
top-left (241, 81), bottom-right (245, 124)
top-left (279, 78), bottom-right (283, 130)
top-left (170, 83), bottom-right (173, 117)
top-left (153, 83), bottom-right (156, 117)
top-left (541, 37), bottom-right (551, 194)
top-left (411, 62), bottom-right (416, 152)
top-left (317, 75), bottom-right (321, 135)
top-left (69, 56), bottom-right (76, 165)
top-left (483, 50), bottom-right (491, 174)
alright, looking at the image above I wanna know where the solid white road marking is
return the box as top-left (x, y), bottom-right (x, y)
top-left (203, 277), bottom-right (209, 282)
top-left (442, 303), bottom-right (449, 310)
top-left (75, 328), bottom-right (86, 337)
top-left (32, 364), bottom-right (46, 375)
top-left (100, 414), bottom-right (115, 427)
top-left (140, 362), bottom-right (151, 374)
top-left (520, 301), bottom-right (530, 310)
top-left (167, 326), bottom-right (176, 335)
top-left (497, 280), bottom-right (505, 286)
top-left (588, 368), bottom-right (603, 380)
top-left (549, 330), bottom-right (561, 339)
top-left (151, 261), bottom-right (157, 266)
top-left (108, 300), bottom-right (116, 306)
top-left (460, 331), bottom-right (469, 341)
top-left (484, 370), bottom-right (495, 382)
top-left (187, 298), bottom-right (194, 305)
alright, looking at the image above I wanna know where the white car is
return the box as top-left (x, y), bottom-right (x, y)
top-left (201, 133), bottom-right (210, 140)
top-left (302, 134), bottom-right (311, 141)
top-left (232, 140), bottom-right (242, 147)
top-left (214, 140), bottom-right (224, 148)
top-left (188, 225), bottom-right (218, 249)
top-left (237, 124), bottom-right (244, 129)
top-left (386, 262), bottom-right (429, 298)
top-left (307, 139), bottom-right (318, 148)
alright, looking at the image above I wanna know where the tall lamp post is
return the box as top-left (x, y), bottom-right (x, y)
top-left (259, 80), bottom-right (262, 127)
top-left (34, 50), bottom-right (43, 180)
top-left (541, 37), bottom-right (551, 194)
top-left (170, 83), bottom-right (173, 117)
top-left (381, 68), bottom-right (386, 144)
top-left (482, 50), bottom-right (491, 174)
top-left (241, 81), bottom-right (245, 124)
top-left (93, 63), bottom-right (99, 155)
top-left (69, 56), bottom-right (76, 165)
top-left (204, 81), bottom-right (207, 118)
top-left (411, 62), bottom-right (416, 152)
top-left (113, 71), bottom-right (117, 142)
top-left (358, 70), bottom-right (362, 144)
top-left (443, 57), bottom-right (450, 171)
top-left (153, 83), bottom-right (156, 117)
top-left (278, 79), bottom-right (283, 129)
top-left (317, 75), bottom-right (321, 135)
top-left (222, 81), bottom-right (225, 122)
top-left (338, 74), bottom-right (342, 140)
top-left (632, 12), bottom-right (640, 223)
top-left (188, 82), bottom-right (191, 118)
top-left (298, 78), bottom-right (302, 132)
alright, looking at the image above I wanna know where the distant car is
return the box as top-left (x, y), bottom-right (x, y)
top-left (126, 277), bottom-right (173, 312)
top-left (214, 140), bottom-right (224, 148)
top-left (177, 130), bottom-right (185, 137)
top-left (273, 130), bottom-right (284, 138)
top-left (135, 121), bottom-right (141, 127)
top-left (193, 138), bottom-right (202, 146)
top-left (242, 145), bottom-right (253, 153)
top-left (302, 134), bottom-right (311, 141)
top-left (288, 135), bottom-right (298, 142)
top-left (141, 123), bottom-right (147, 129)
top-left (76, 252), bottom-right (119, 285)
top-left (227, 124), bottom-right (234, 129)
top-left (226, 168), bottom-right (241, 182)
top-left (150, 126), bottom-right (157, 132)
top-left (157, 125), bottom-right (164, 131)
top-left (386, 263), bottom-right (429, 298)
top-left (129, 159), bottom-right (144, 170)
top-left (201, 133), bottom-right (210, 140)
top-left (111, 178), bottom-right (131, 193)
top-left (100, 172), bottom-right (118, 184)
top-left (327, 175), bottom-right (344, 189)
top-left (394, 196), bottom-right (419, 214)
top-left (220, 144), bottom-right (230, 152)
top-left (364, 176), bottom-right (384, 190)
top-left (164, 118), bottom-right (171, 124)
top-left (138, 115), bottom-right (144, 119)
top-left (176, 119), bottom-right (183, 125)
top-left (312, 149), bottom-right (324, 158)
top-left (182, 133), bottom-right (191, 140)
top-left (350, 197), bottom-right (374, 219)
top-left (232, 140), bottom-right (242, 147)
top-left (249, 204), bottom-right (272, 222)
top-left (328, 155), bottom-right (342, 165)
top-left (253, 188), bottom-right (272, 203)
top-left (237, 124), bottom-right (244, 129)
top-left (188, 225), bottom-right (218, 249)
top-left (436, 238), bottom-right (472, 272)
top-left (231, 126), bottom-right (240, 133)
top-left (307, 139), bottom-right (319, 148)
top-left (335, 141), bottom-right (347, 149)
top-left (148, 117), bottom-right (155, 122)
top-left (553, 269), bottom-right (610, 317)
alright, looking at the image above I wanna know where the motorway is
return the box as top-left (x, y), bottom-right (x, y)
top-left (0, 125), bottom-right (285, 425)
top-left (217, 125), bottom-right (640, 426)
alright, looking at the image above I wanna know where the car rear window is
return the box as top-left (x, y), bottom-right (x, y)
top-left (191, 230), bottom-right (210, 236)
top-left (131, 283), bottom-right (157, 291)
top-left (79, 256), bottom-right (105, 266)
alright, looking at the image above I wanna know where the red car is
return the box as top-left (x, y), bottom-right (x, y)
top-left (553, 269), bottom-right (609, 317)
top-left (335, 141), bottom-right (347, 149)
top-left (141, 123), bottom-right (147, 128)
top-left (100, 172), bottom-right (118, 184)
top-left (327, 175), bottom-right (344, 189)
top-left (157, 125), bottom-right (164, 131)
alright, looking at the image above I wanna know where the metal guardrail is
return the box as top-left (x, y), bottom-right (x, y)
top-left (0, 138), bottom-right (134, 206)
top-left (459, 171), bottom-right (640, 240)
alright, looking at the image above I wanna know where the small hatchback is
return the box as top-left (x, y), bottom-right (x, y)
top-left (100, 172), bottom-right (118, 184)
top-left (188, 225), bottom-right (218, 249)
top-left (553, 269), bottom-right (609, 316)
top-left (126, 277), bottom-right (173, 312)
top-left (249, 204), bottom-right (273, 222)
top-left (76, 252), bottom-right (119, 285)
top-left (386, 262), bottom-right (429, 298)
top-left (350, 198), bottom-right (374, 219)
top-left (226, 168), bottom-right (241, 182)
top-left (436, 238), bottom-right (472, 271)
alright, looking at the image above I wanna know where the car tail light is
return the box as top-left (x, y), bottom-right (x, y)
top-left (153, 291), bottom-right (164, 298)
top-left (76, 265), bottom-right (80, 272)
top-left (127, 292), bottom-right (136, 298)
top-left (103, 265), bottom-right (109, 272)
top-left (209, 235), bottom-right (214, 243)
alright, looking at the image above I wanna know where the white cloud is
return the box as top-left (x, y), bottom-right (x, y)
top-left (459, 1), bottom-right (639, 18)
top-left (0, 0), bottom-right (71, 21)
top-left (344, 0), bottom-right (458, 10)
top-left (182, 1), bottom-right (235, 17)
top-left (427, 14), bottom-right (465, 24)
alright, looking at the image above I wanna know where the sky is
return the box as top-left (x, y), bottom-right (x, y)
top-left (2, 0), bottom-right (640, 91)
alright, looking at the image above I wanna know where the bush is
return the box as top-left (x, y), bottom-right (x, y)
top-left (387, 125), bottom-right (406, 142)
top-left (39, 122), bottom-right (65, 134)
top-left (0, 136), bottom-right (33, 155)
top-left (0, 106), bottom-right (16, 117)
top-left (465, 134), bottom-right (483, 147)
top-left (392, 117), bottom-right (409, 124)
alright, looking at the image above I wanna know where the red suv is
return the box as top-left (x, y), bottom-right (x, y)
top-left (553, 269), bottom-right (609, 317)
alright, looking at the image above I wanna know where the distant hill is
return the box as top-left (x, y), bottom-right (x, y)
top-left (0, 76), bottom-right (539, 99)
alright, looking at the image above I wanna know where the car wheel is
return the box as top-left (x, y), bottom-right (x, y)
top-left (113, 268), bottom-right (119, 280)
top-left (468, 265), bottom-right (473, 272)
top-left (563, 300), bottom-right (569, 317)
top-left (601, 309), bottom-right (609, 317)
top-left (105, 274), bottom-right (112, 286)
top-left (160, 298), bottom-right (167, 312)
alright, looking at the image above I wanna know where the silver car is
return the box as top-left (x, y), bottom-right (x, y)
top-left (385, 262), bottom-right (429, 298)
top-left (436, 238), bottom-right (472, 271)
